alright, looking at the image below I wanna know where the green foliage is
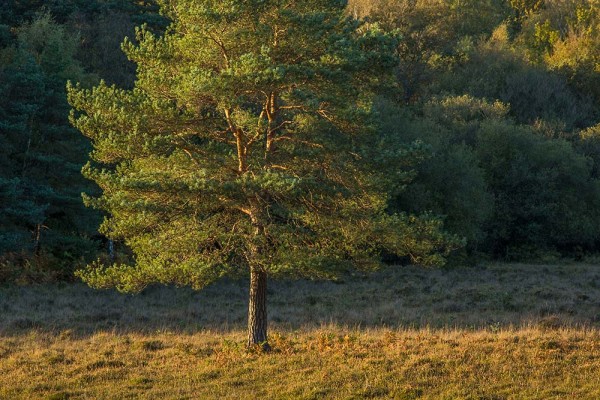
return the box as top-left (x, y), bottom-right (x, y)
top-left (0, 0), bottom-right (161, 25)
top-left (509, 0), bottom-right (544, 18)
top-left (0, 13), bottom-right (100, 262)
top-left (362, 0), bottom-right (510, 103)
top-left (69, 0), bottom-right (459, 292)
top-left (431, 26), bottom-right (597, 130)
top-left (73, 11), bottom-right (137, 88)
top-left (477, 120), bottom-right (600, 257)
top-left (543, 3), bottom-right (600, 103)
top-left (577, 123), bottom-right (600, 178)
top-left (372, 1), bottom-right (600, 258)
top-left (377, 97), bottom-right (494, 248)
top-left (446, 96), bottom-right (600, 257)
top-left (1, 0), bottom-right (599, 271)
top-left (380, 91), bottom-right (600, 258)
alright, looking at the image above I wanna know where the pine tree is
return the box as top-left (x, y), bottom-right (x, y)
top-left (0, 50), bottom-right (47, 253)
top-left (0, 13), bottom-right (98, 264)
top-left (68, 0), bottom-right (458, 348)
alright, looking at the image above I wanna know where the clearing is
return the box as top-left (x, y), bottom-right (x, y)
top-left (1, 263), bottom-right (599, 399)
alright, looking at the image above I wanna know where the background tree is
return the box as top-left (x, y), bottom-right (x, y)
top-left (367, 0), bottom-right (510, 104)
top-left (378, 96), bottom-right (497, 252)
top-left (0, 13), bottom-right (99, 278)
top-left (68, 0), bottom-right (459, 348)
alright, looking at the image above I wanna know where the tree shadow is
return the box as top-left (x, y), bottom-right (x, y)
top-left (1, 264), bottom-right (599, 338)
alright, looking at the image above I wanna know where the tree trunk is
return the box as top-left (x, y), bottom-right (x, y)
top-left (108, 239), bottom-right (115, 263)
top-left (247, 267), bottom-right (270, 350)
top-left (33, 223), bottom-right (42, 257)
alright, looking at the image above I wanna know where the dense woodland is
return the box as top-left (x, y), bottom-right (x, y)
top-left (1, 0), bottom-right (599, 283)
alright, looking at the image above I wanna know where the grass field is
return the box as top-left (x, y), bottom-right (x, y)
top-left (1, 263), bottom-right (599, 399)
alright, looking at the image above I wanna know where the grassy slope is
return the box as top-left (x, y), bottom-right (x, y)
top-left (0, 263), bottom-right (599, 399)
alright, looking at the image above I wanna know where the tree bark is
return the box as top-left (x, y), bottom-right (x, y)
top-left (247, 267), bottom-right (270, 350)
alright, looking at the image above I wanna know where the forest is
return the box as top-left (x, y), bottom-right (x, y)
top-left (1, 0), bottom-right (599, 284)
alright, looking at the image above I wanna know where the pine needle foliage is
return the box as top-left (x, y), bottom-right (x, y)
top-left (68, 0), bottom-right (458, 294)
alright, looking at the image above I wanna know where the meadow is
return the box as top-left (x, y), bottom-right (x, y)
top-left (1, 263), bottom-right (599, 399)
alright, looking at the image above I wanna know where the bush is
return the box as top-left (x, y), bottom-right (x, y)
top-left (377, 97), bottom-right (494, 248)
top-left (382, 95), bottom-right (600, 258)
top-left (476, 120), bottom-right (600, 257)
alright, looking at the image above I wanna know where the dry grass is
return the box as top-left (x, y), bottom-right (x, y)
top-left (1, 263), bottom-right (600, 399)
top-left (1, 327), bottom-right (599, 399)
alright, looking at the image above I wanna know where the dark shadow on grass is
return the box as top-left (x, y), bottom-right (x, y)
top-left (1, 263), bottom-right (600, 338)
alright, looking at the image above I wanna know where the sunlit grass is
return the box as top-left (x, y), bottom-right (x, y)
top-left (1, 327), bottom-right (599, 399)
top-left (1, 263), bottom-right (600, 399)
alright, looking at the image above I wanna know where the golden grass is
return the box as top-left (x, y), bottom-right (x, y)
top-left (1, 263), bottom-right (600, 399)
top-left (1, 327), bottom-right (599, 399)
